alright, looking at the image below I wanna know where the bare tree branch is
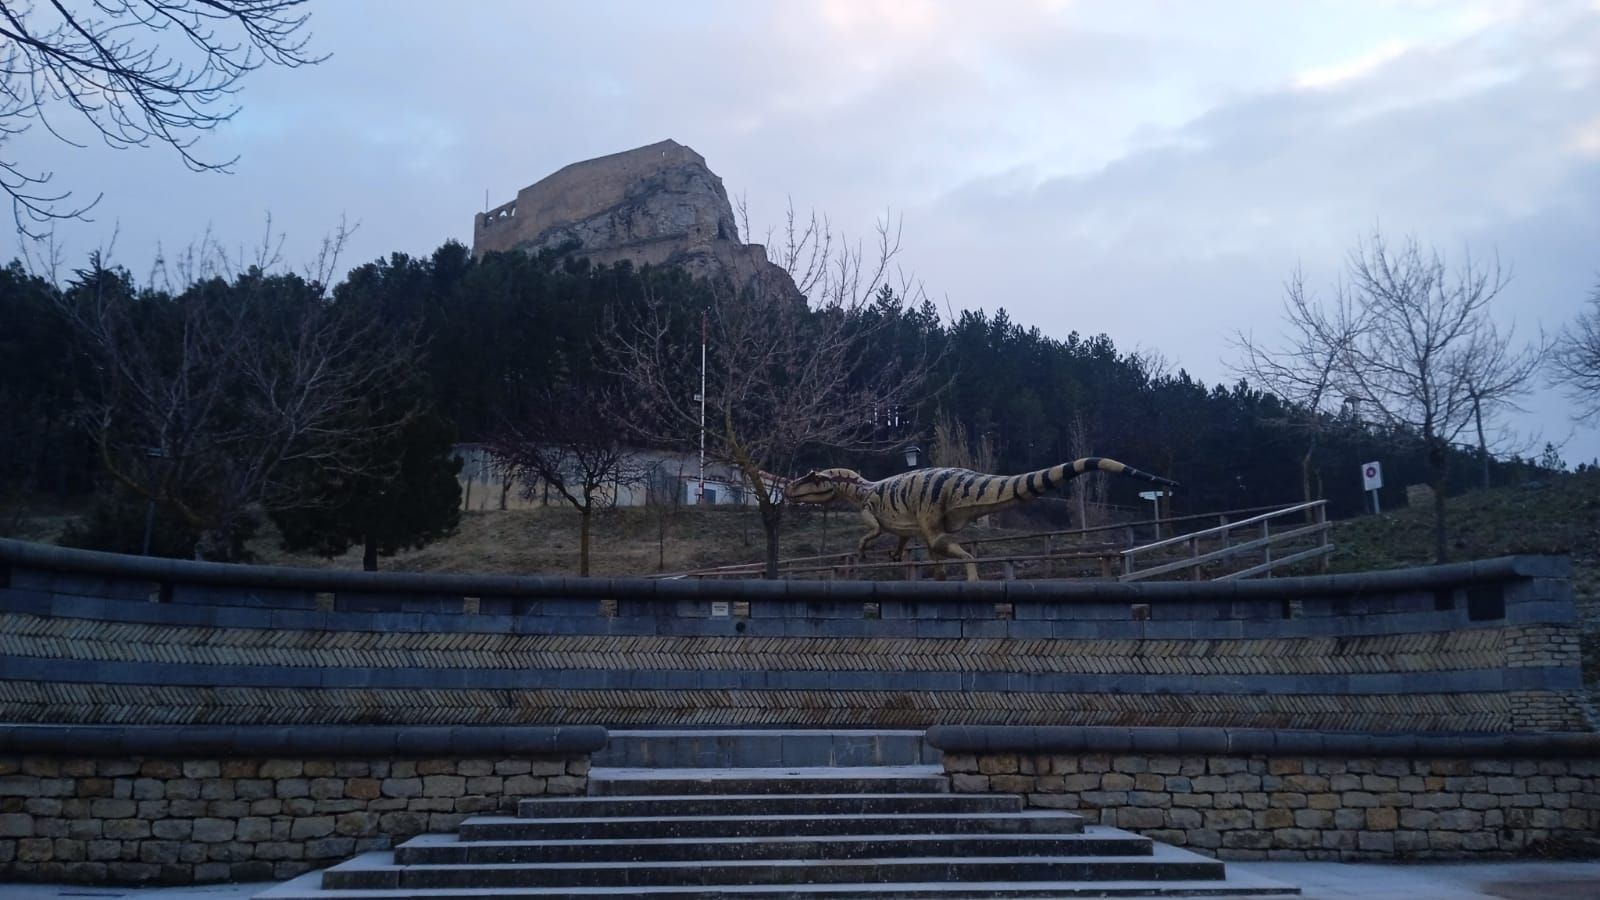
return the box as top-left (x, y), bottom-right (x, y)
top-left (1550, 278), bottom-right (1600, 423)
top-left (0, 1), bottom-right (322, 238)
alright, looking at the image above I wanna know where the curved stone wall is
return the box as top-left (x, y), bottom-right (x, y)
top-left (0, 539), bottom-right (1589, 732)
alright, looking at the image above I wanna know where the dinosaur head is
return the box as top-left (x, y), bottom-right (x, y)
top-left (783, 468), bottom-right (865, 505)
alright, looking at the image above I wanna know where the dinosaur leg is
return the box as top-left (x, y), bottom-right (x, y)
top-left (856, 509), bottom-right (883, 558)
top-left (930, 534), bottom-right (980, 582)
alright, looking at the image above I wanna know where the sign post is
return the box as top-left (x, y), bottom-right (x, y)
top-left (1139, 490), bottom-right (1168, 538)
top-left (1361, 461), bottom-right (1384, 514)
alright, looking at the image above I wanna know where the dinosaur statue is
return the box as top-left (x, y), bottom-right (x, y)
top-left (784, 457), bottom-right (1178, 581)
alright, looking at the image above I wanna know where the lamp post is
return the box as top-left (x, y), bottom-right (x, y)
top-left (903, 445), bottom-right (921, 469)
top-left (141, 446), bottom-right (170, 556)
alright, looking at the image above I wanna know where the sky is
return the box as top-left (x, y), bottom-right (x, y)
top-left (6, 0), bottom-right (1599, 469)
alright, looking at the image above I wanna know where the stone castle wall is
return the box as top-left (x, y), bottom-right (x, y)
top-left (473, 140), bottom-right (733, 256)
top-left (471, 140), bottom-right (802, 302)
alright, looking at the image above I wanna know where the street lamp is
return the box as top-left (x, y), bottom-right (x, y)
top-left (141, 446), bottom-right (170, 556)
top-left (903, 445), bottom-right (922, 469)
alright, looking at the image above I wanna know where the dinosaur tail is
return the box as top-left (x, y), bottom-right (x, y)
top-left (1014, 457), bottom-right (1179, 500)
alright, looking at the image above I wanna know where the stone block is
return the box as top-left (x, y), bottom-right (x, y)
top-left (289, 817), bottom-right (335, 840)
top-left (17, 837), bottom-right (52, 862)
top-left (305, 836), bottom-right (356, 859)
top-left (0, 813), bottom-right (32, 837)
top-left (1358, 832), bottom-right (1394, 852)
top-left (102, 819), bottom-right (149, 840)
top-left (236, 817), bottom-right (272, 842)
top-left (140, 761), bottom-right (182, 779)
top-left (192, 818), bottom-right (235, 843)
top-left (1118, 806), bottom-right (1165, 829)
top-left (182, 761), bottom-right (221, 779)
top-left (503, 775), bottom-right (546, 795)
top-left (422, 775), bottom-right (466, 798)
top-left (138, 840), bottom-right (180, 864)
top-left (1101, 773), bottom-right (1135, 791)
top-left (978, 754), bottom-right (1019, 775)
top-left (207, 842), bottom-right (253, 862)
top-left (222, 761), bottom-right (259, 778)
top-left (305, 761), bottom-right (337, 777)
top-left (1258, 809), bottom-right (1294, 830)
top-left (545, 775), bottom-right (584, 795)
top-left (281, 799), bottom-right (314, 818)
top-left (1205, 809), bottom-right (1252, 830)
top-left (151, 819), bottom-right (192, 840)
top-left (990, 774), bottom-right (1032, 794)
top-left (274, 778), bottom-right (309, 799)
top-left (380, 778), bottom-right (422, 798)
top-left (336, 811), bottom-right (378, 836)
top-left (254, 841), bottom-right (304, 861)
top-left (88, 798), bottom-right (134, 819)
top-left (259, 760), bottom-right (303, 779)
top-left (309, 778), bottom-right (345, 800)
top-left (1366, 807), bottom-right (1398, 830)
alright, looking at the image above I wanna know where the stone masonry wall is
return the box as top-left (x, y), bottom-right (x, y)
top-left (944, 751), bottom-right (1600, 860)
top-left (0, 753), bottom-right (589, 886)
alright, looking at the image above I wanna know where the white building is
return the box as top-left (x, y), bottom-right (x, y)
top-left (452, 444), bottom-right (782, 512)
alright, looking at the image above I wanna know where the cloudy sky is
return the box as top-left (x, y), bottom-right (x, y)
top-left (8, 0), bottom-right (1599, 467)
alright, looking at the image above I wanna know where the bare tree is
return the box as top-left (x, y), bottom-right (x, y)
top-left (1455, 318), bottom-right (1545, 489)
top-left (1332, 231), bottom-right (1532, 563)
top-left (610, 209), bottom-right (933, 578)
top-left (1550, 278), bottom-right (1600, 424)
top-left (0, 0), bottom-right (322, 238)
top-left (55, 239), bottom-right (415, 560)
top-left (1231, 267), bottom-right (1368, 508)
top-left (489, 384), bottom-right (644, 577)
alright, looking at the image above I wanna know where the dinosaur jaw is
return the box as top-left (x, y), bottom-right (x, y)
top-left (783, 482), bottom-right (836, 505)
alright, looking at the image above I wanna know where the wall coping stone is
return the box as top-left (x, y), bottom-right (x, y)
top-left (0, 537), bottom-right (1570, 603)
top-left (0, 724), bottom-right (607, 756)
top-left (925, 725), bottom-right (1600, 758)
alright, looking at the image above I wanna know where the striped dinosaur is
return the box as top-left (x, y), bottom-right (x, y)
top-left (784, 457), bottom-right (1178, 581)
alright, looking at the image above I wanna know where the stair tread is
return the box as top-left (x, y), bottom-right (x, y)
top-left (473, 810), bottom-right (1078, 825)
top-left (592, 765), bottom-right (945, 779)
top-left (266, 872), bottom-right (1297, 898)
top-left (401, 830), bottom-right (1141, 850)
top-left (332, 844), bottom-right (1221, 872)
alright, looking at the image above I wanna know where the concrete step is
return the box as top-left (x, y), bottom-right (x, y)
top-left (461, 810), bottom-right (1086, 841)
top-left (592, 729), bottom-right (942, 768)
top-left (586, 765), bottom-right (949, 796)
top-left (393, 830), bottom-right (1151, 865)
top-left (321, 843), bottom-right (1228, 890)
top-left (518, 792), bottom-right (1017, 819)
top-left (264, 859), bottom-right (1301, 898)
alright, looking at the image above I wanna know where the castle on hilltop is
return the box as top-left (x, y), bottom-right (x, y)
top-left (473, 140), bottom-right (799, 301)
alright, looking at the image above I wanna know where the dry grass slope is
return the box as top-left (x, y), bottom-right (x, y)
top-left (1328, 468), bottom-right (1600, 705)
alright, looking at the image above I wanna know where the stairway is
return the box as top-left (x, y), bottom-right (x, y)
top-left (261, 730), bottom-right (1297, 898)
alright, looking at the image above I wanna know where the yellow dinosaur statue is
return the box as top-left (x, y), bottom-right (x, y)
top-left (784, 457), bottom-right (1178, 581)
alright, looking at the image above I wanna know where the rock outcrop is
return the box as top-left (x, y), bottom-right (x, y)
top-left (472, 140), bottom-right (800, 301)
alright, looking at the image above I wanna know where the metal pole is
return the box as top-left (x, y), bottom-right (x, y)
top-left (699, 312), bottom-right (707, 506)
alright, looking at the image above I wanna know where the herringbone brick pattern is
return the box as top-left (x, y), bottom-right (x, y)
top-left (0, 612), bottom-right (1518, 674)
top-left (0, 680), bottom-right (1521, 730)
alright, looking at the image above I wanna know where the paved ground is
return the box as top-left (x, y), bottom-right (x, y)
top-left (3, 859), bottom-right (1598, 899)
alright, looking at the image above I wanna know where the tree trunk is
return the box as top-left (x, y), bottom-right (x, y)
top-left (362, 534), bottom-right (379, 572)
top-left (1428, 440), bottom-right (1449, 564)
top-left (579, 507), bottom-right (592, 577)
top-left (760, 501), bottom-right (783, 579)
top-left (1473, 398), bottom-right (1490, 490)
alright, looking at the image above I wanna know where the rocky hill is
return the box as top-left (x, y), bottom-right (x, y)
top-left (472, 140), bottom-right (801, 302)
